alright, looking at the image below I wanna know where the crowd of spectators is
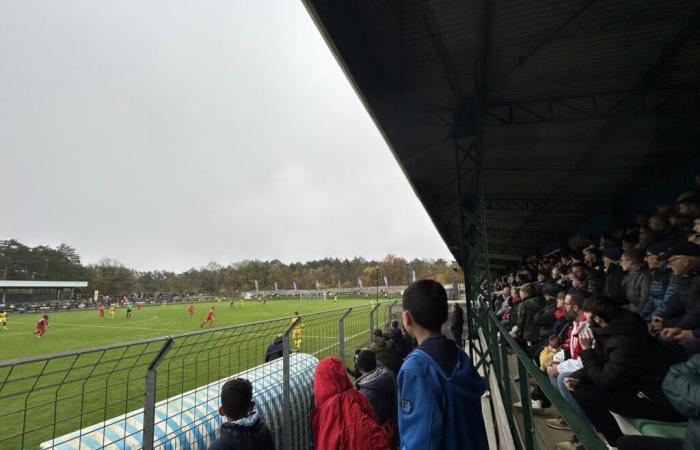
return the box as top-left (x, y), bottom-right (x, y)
top-left (491, 185), bottom-right (700, 450)
top-left (208, 280), bottom-right (488, 450)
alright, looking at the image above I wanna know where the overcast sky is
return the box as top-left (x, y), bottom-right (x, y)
top-left (0, 1), bottom-right (452, 272)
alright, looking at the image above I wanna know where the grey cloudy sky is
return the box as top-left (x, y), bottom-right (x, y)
top-left (1, 0), bottom-right (452, 272)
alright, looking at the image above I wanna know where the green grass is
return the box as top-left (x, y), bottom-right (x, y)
top-left (0, 297), bottom-right (397, 449)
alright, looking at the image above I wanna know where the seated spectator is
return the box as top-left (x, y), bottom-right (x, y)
top-left (640, 241), bottom-right (675, 321)
top-left (568, 296), bottom-right (686, 448)
top-left (539, 334), bottom-right (561, 371)
top-left (602, 247), bottom-right (625, 304)
top-left (312, 356), bottom-right (391, 450)
top-left (354, 349), bottom-right (397, 444)
top-left (654, 242), bottom-right (700, 355)
top-left (618, 354), bottom-right (700, 450)
top-left (398, 280), bottom-right (488, 450)
top-left (583, 246), bottom-right (604, 273)
top-left (264, 334), bottom-right (283, 363)
top-left (620, 248), bottom-right (650, 313)
top-left (532, 285), bottom-right (561, 344)
top-left (493, 286), bottom-right (510, 313)
top-left (369, 329), bottom-right (402, 375)
top-left (209, 378), bottom-right (274, 450)
top-left (570, 262), bottom-right (604, 296)
top-left (648, 214), bottom-right (669, 240)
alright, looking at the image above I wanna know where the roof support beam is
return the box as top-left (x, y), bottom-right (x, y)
top-left (483, 198), bottom-right (603, 214)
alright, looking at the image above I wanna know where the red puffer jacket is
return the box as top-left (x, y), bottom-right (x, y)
top-left (311, 357), bottom-right (391, 450)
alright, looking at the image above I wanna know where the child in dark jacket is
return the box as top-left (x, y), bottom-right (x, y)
top-left (208, 378), bottom-right (275, 450)
top-left (398, 280), bottom-right (488, 450)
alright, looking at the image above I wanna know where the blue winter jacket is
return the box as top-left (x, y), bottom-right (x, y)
top-left (397, 336), bottom-right (488, 450)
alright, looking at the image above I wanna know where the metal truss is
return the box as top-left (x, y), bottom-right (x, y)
top-left (483, 197), bottom-right (596, 214)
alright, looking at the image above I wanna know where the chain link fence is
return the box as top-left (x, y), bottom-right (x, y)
top-left (0, 302), bottom-right (395, 450)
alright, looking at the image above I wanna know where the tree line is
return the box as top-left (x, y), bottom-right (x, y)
top-left (0, 239), bottom-right (461, 296)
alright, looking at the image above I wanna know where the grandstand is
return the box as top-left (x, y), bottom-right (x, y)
top-left (303, 1), bottom-right (700, 449)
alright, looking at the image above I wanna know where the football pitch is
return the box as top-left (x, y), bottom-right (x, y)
top-left (0, 298), bottom-right (390, 449)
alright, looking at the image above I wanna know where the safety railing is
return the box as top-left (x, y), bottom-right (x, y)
top-left (0, 302), bottom-right (391, 450)
top-left (469, 294), bottom-right (608, 450)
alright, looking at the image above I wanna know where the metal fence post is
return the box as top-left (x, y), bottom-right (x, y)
top-left (369, 303), bottom-right (381, 344)
top-left (338, 308), bottom-right (352, 365)
top-left (143, 337), bottom-right (174, 450)
top-left (282, 318), bottom-right (297, 450)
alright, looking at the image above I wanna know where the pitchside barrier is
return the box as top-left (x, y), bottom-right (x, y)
top-left (0, 301), bottom-right (395, 450)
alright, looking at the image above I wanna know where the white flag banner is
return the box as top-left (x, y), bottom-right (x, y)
top-left (383, 276), bottom-right (389, 288)
top-left (358, 277), bottom-right (363, 289)
top-left (412, 269), bottom-right (417, 283)
top-left (274, 282), bottom-right (278, 292)
top-left (316, 280), bottom-right (320, 290)
top-left (293, 281), bottom-right (297, 291)
top-left (254, 280), bottom-right (259, 293)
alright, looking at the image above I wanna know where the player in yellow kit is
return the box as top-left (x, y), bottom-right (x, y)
top-left (0, 309), bottom-right (7, 330)
top-left (290, 311), bottom-right (304, 350)
top-left (109, 305), bottom-right (116, 319)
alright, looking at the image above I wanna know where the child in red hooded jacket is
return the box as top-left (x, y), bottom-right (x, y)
top-left (311, 356), bottom-right (391, 450)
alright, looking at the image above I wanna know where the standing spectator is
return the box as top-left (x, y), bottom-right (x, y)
top-left (620, 248), bottom-right (650, 313)
top-left (450, 302), bottom-right (465, 348)
top-left (208, 378), bottom-right (274, 450)
top-left (513, 284), bottom-right (546, 349)
top-left (264, 334), bottom-right (283, 363)
top-left (354, 349), bottom-right (397, 445)
top-left (387, 319), bottom-right (402, 345)
top-left (398, 280), bottom-right (488, 450)
top-left (568, 296), bottom-right (686, 447)
top-left (311, 356), bottom-right (391, 450)
top-left (369, 329), bottom-right (402, 375)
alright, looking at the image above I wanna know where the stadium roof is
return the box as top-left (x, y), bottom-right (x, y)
top-left (0, 281), bottom-right (88, 289)
top-left (303, 0), bottom-right (700, 269)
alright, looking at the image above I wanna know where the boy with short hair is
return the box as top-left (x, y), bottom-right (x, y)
top-left (209, 378), bottom-right (274, 450)
top-left (398, 280), bottom-right (488, 450)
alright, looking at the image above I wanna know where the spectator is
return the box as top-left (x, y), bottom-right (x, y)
top-left (264, 334), bottom-right (283, 363)
top-left (539, 334), bottom-right (561, 371)
top-left (583, 246), bottom-right (604, 273)
top-left (399, 325), bottom-right (416, 359)
top-left (654, 242), bottom-right (700, 355)
top-left (450, 302), bottom-right (465, 348)
top-left (602, 247), bottom-right (625, 304)
top-left (532, 285), bottom-right (561, 344)
top-left (311, 356), bottom-right (391, 450)
top-left (387, 319), bottom-right (402, 345)
top-left (513, 284), bottom-right (546, 348)
top-left (494, 286), bottom-right (510, 313)
top-left (648, 214), bottom-right (669, 237)
top-left (568, 296), bottom-right (686, 447)
top-left (640, 241), bottom-right (675, 321)
top-left (354, 349), bottom-right (397, 444)
top-left (620, 248), bottom-right (650, 313)
top-left (208, 378), bottom-right (274, 450)
top-left (398, 280), bottom-right (488, 450)
top-left (369, 329), bottom-right (402, 375)
top-left (570, 262), bottom-right (604, 296)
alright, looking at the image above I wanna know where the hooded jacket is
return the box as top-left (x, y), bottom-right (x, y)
top-left (208, 411), bottom-right (274, 450)
top-left (264, 337), bottom-right (283, 362)
top-left (311, 357), bottom-right (391, 450)
top-left (397, 335), bottom-right (488, 450)
top-left (620, 264), bottom-right (650, 312)
top-left (662, 355), bottom-right (700, 450)
top-left (572, 311), bottom-right (680, 395)
top-left (355, 366), bottom-right (397, 425)
top-left (516, 296), bottom-right (547, 343)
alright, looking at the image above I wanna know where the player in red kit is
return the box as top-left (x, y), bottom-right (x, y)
top-left (35, 315), bottom-right (49, 338)
top-left (188, 304), bottom-right (194, 318)
top-left (200, 307), bottom-right (215, 328)
top-left (99, 306), bottom-right (105, 318)
top-left (136, 303), bottom-right (141, 311)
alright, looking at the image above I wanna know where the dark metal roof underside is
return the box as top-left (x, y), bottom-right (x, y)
top-left (304, 0), bottom-right (700, 269)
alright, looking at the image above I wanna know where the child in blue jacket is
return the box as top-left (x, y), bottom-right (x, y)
top-left (398, 280), bottom-right (488, 450)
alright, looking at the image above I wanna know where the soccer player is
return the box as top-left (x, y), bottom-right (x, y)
top-left (35, 315), bottom-right (49, 338)
top-left (99, 305), bottom-right (105, 318)
top-left (291, 312), bottom-right (303, 350)
top-left (136, 302), bottom-right (141, 311)
top-left (109, 305), bottom-right (116, 319)
top-left (0, 309), bottom-right (7, 330)
top-left (201, 307), bottom-right (215, 328)
top-left (187, 304), bottom-right (194, 317)
top-left (229, 299), bottom-right (236, 309)
top-left (126, 303), bottom-right (132, 319)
